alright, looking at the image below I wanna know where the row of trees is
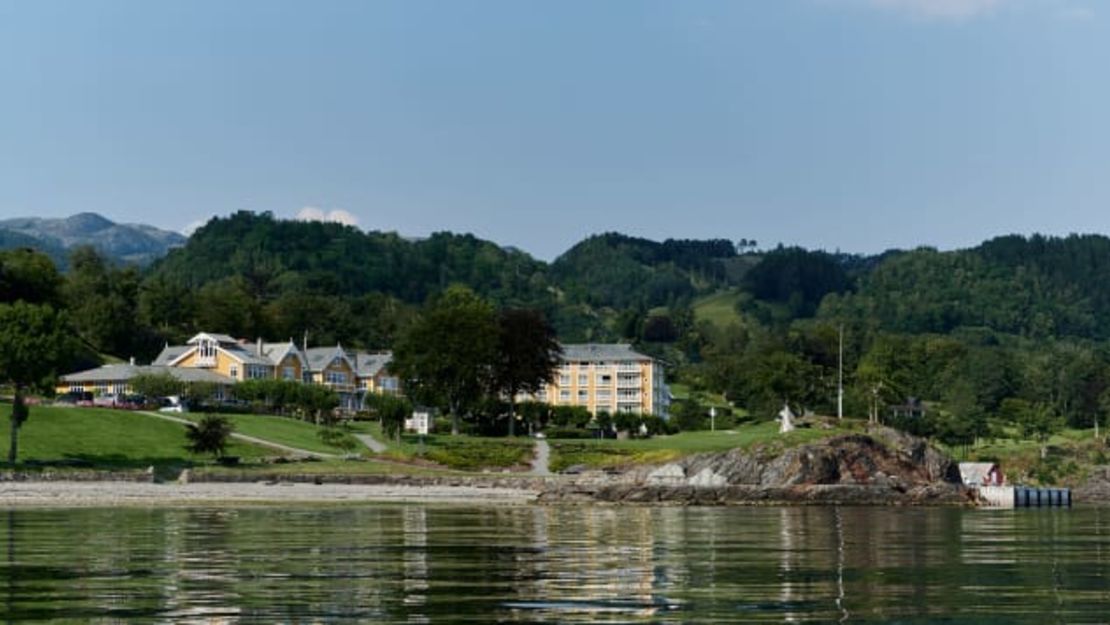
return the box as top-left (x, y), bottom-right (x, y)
top-left (128, 374), bottom-right (343, 424)
top-left (0, 249), bottom-right (80, 464)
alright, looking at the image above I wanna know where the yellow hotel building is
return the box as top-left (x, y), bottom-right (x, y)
top-left (533, 344), bottom-right (670, 418)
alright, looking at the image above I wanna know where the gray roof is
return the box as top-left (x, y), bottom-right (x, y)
top-left (61, 364), bottom-right (234, 385)
top-left (260, 342), bottom-right (303, 366)
top-left (152, 345), bottom-right (190, 366)
top-left (958, 462), bottom-right (999, 486)
top-left (153, 342), bottom-right (273, 366)
top-left (220, 344), bottom-right (273, 366)
top-left (354, 352), bottom-right (392, 377)
top-left (560, 343), bottom-right (650, 363)
top-left (304, 346), bottom-right (353, 372)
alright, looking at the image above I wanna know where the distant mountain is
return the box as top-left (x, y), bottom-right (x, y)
top-left (0, 212), bottom-right (186, 267)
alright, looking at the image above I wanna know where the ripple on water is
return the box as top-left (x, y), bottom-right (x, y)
top-left (1, 506), bottom-right (1110, 622)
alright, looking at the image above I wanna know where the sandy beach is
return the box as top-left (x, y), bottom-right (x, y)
top-left (0, 480), bottom-right (540, 507)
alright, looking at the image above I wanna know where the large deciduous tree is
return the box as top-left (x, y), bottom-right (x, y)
top-left (0, 302), bottom-right (76, 464)
top-left (492, 308), bottom-right (561, 436)
top-left (0, 248), bottom-right (63, 305)
top-left (392, 286), bottom-right (497, 435)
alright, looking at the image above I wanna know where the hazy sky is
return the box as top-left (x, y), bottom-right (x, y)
top-left (1, 0), bottom-right (1106, 259)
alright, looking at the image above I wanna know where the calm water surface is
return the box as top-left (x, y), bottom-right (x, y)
top-left (2, 505), bottom-right (1109, 623)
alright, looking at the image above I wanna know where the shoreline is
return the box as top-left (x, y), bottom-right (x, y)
top-left (0, 476), bottom-right (976, 508)
top-left (0, 480), bottom-right (540, 507)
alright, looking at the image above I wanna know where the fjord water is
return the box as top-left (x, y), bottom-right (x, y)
top-left (2, 506), bottom-right (1109, 623)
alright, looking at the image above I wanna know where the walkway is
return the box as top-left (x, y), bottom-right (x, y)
top-left (354, 433), bottom-right (388, 454)
top-left (138, 411), bottom-right (337, 459)
top-left (531, 439), bottom-right (551, 476)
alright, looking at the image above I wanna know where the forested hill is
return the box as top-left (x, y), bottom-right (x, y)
top-left (148, 211), bottom-right (551, 306)
top-left (817, 234), bottom-right (1110, 340)
top-left (549, 233), bottom-right (748, 309)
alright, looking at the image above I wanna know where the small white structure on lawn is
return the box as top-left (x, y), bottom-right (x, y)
top-left (778, 403), bottom-right (796, 434)
top-left (405, 409), bottom-right (431, 435)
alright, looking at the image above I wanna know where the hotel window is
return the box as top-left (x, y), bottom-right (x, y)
top-left (326, 371), bottom-right (348, 385)
top-left (577, 389), bottom-right (589, 403)
top-left (559, 374), bottom-right (570, 386)
top-left (577, 374), bottom-right (588, 386)
top-left (559, 389), bottom-right (571, 401)
top-left (229, 365), bottom-right (239, 379)
top-left (283, 366), bottom-right (296, 381)
top-left (596, 373), bottom-right (611, 385)
top-left (381, 376), bottom-right (399, 391)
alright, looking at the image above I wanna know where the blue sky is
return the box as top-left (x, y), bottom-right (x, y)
top-left (0, 0), bottom-right (1106, 259)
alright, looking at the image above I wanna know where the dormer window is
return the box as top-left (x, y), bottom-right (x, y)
top-left (197, 338), bottom-right (217, 366)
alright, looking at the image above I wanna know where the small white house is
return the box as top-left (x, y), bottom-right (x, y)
top-left (404, 409), bottom-right (432, 434)
top-left (959, 462), bottom-right (1005, 487)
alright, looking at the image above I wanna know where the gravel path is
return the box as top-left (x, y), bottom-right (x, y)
top-left (0, 481), bottom-right (539, 506)
top-left (138, 411), bottom-right (337, 459)
top-left (532, 439), bottom-right (551, 476)
top-left (354, 433), bottom-right (388, 453)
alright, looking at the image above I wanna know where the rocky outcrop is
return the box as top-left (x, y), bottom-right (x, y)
top-left (545, 427), bottom-right (971, 506)
top-left (1075, 466), bottom-right (1110, 502)
top-left (539, 483), bottom-right (972, 506)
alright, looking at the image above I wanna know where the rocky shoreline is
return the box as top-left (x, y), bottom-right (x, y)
top-left (0, 428), bottom-right (975, 506)
top-left (6, 427), bottom-right (1108, 507)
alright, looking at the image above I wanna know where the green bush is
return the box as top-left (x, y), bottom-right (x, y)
top-left (545, 428), bottom-right (594, 439)
top-left (317, 426), bottom-right (360, 453)
top-left (424, 439), bottom-right (533, 471)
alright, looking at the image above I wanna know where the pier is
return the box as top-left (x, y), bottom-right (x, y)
top-left (977, 486), bottom-right (1072, 508)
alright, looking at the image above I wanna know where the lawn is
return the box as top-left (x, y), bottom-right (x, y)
top-left (692, 288), bottom-right (744, 327)
top-left (190, 457), bottom-right (457, 479)
top-left (549, 419), bottom-right (862, 472)
top-left (347, 420), bottom-right (534, 471)
top-left (944, 427), bottom-right (1107, 486)
top-left (180, 412), bottom-right (359, 455)
top-left (0, 404), bottom-right (273, 469)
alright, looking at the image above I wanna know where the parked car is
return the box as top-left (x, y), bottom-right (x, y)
top-left (55, 391), bottom-right (93, 405)
top-left (158, 396), bottom-right (188, 413)
top-left (93, 394), bottom-right (120, 408)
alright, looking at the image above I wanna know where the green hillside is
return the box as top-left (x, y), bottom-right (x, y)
top-left (0, 404), bottom-right (272, 468)
top-left (693, 288), bottom-right (744, 327)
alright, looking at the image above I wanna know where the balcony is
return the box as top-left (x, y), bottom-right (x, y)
top-left (617, 376), bottom-right (641, 389)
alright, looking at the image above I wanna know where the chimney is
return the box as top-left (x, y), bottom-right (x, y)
top-left (129, 356), bottom-right (135, 366)
top-left (257, 337), bottom-right (263, 356)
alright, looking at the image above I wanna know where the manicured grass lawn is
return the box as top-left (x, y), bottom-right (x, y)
top-left (549, 419), bottom-right (862, 472)
top-left (347, 420), bottom-right (534, 471)
top-left (0, 404), bottom-right (272, 469)
top-left (692, 288), bottom-right (744, 327)
top-left (191, 457), bottom-right (457, 478)
top-left (180, 412), bottom-right (356, 455)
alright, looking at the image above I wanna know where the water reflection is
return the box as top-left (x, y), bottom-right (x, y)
top-left (3, 505), bottom-right (1110, 622)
